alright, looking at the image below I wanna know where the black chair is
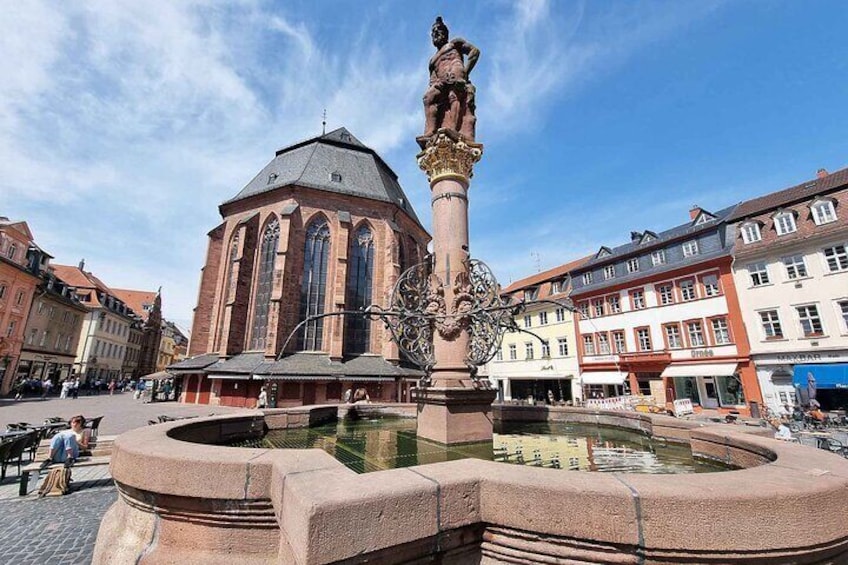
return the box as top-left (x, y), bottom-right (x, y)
top-left (24, 428), bottom-right (47, 462)
top-left (85, 416), bottom-right (104, 440)
top-left (2, 435), bottom-right (31, 479)
top-left (0, 440), bottom-right (14, 479)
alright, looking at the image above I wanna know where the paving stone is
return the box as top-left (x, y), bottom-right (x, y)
top-left (0, 487), bottom-right (117, 565)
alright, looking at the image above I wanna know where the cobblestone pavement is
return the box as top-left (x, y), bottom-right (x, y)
top-left (0, 485), bottom-right (117, 565)
top-left (0, 392), bottom-right (249, 435)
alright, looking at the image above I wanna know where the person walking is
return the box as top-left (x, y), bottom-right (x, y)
top-left (108, 380), bottom-right (116, 395)
top-left (60, 379), bottom-right (70, 399)
top-left (41, 378), bottom-right (53, 400)
top-left (71, 378), bottom-right (80, 399)
top-left (257, 387), bottom-right (268, 409)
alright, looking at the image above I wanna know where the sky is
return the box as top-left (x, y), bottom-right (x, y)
top-left (2, 0), bottom-right (847, 332)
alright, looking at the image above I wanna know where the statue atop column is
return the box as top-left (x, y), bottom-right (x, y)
top-left (420, 16), bottom-right (480, 147)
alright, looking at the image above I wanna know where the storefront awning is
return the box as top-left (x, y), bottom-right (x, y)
top-left (793, 364), bottom-right (848, 389)
top-left (581, 371), bottom-right (627, 385)
top-left (661, 363), bottom-right (738, 378)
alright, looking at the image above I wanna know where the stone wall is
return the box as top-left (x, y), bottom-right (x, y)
top-left (94, 406), bottom-right (848, 564)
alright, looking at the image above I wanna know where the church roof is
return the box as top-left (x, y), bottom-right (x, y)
top-left (223, 127), bottom-right (423, 226)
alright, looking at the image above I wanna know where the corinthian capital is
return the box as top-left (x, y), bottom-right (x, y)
top-left (417, 129), bottom-right (483, 185)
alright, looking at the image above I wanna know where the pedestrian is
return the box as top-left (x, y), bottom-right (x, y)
top-left (13, 378), bottom-right (24, 400)
top-left (257, 386), bottom-right (268, 409)
top-left (343, 388), bottom-right (352, 404)
top-left (41, 378), bottom-right (53, 400)
top-left (547, 390), bottom-right (555, 405)
top-left (71, 378), bottom-right (79, 399)
top-left (60, 379), bottom-right (70, 399)
top-left (108, 380), bottom-right (116, 395)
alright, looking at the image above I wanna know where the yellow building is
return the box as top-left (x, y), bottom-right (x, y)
top-left (486, 257), bottom-right (589, 403)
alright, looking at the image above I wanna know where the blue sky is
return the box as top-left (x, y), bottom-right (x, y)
top-left (2, 0), bottom-right (847, 331)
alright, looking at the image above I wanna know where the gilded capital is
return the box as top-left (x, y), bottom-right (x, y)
top-left (417, 129), bottom-right (483, 185)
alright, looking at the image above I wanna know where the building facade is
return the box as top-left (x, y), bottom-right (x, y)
top-left (0, 219), bottom-right (41, 394)
top-left (174, 128), bottom-right (428, 407)
top-left (17, 266), bottom-right (88, 387)
top-left (570, 206), bottom-right (763, 415)
top-left (53, 263), bottom-right (136, 384)
top-left (486, 258), bottom-right (587, 404)
top-left (729, 167), bottom-right (848, 413)
top-left (112, 288), bottom-right (162, 379)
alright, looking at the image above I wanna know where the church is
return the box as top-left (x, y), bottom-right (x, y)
top-left (170, 128), bottom-right (429, 407)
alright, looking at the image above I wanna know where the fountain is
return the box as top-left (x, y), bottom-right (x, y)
top-left (93, 17), bottom-right (848, 565)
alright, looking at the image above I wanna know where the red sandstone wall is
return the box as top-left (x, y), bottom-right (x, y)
top-left (188, 223), bottom-right (224, 357)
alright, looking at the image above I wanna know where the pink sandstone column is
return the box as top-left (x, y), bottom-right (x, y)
top-left (414, 129), bottom-right (496, 445)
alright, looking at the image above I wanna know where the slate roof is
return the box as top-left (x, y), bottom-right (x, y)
top-left (222, 127), bottom-right (423, 226)
top-left (577, 204), bottom-right (738, 270)
top-left (193, 351), bottom-right (422, 379)
top-left (727, 166), bottom-right (848, 221)
top-left (167, 353), bottom-right (220, 371)
top-left (204, 351), bottom-right (267, 375)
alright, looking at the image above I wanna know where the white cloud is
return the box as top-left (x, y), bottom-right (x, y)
top-left (0, 0), bottom-right (723, 326)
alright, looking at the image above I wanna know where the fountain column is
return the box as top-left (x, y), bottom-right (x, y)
top-left (414, 129), bottom-right (497, 445)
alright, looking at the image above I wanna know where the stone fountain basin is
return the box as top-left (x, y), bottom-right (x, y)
top-left (94, 405), bottom-right (848, 564)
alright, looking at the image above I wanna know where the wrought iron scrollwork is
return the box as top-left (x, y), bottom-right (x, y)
top-left (277, 254), bottom-right (576, 388)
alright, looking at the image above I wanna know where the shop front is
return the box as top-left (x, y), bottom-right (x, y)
top-left (755, 351), bottom-right (848, 414)
top-left (508, 378), bottom-right (575, 404)
top-left (792, 363), bottom-right (848, 411)
top-left (580, 371), bottom-right (628, 400)
top-left (662, 363), bottom-right (744, 410)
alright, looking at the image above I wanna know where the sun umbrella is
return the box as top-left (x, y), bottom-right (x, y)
top-left (807, 372), bottom-right (817, 405)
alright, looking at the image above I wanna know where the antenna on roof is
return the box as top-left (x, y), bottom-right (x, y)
top-left (531, 251), bottom-right (541, 273)
top-left (322, 108), bottom-right (327, 135)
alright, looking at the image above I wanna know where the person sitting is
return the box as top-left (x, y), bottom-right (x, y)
top-left (48, 415), bottom-right (88, 466)
top-left (771, 419), bottom-right (793, 441)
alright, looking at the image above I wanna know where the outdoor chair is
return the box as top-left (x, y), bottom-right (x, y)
top-left (0, 440), bottom-right (14, 479)
top-left (2, 434), bottom-right (32, 479)
top-left (85, 416), bottom-right (104, 440)
top-left (24, 427), bottom-right (48, 462)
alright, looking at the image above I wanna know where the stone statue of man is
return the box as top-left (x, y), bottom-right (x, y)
top-left (422, 17), bottom-right (480, 142)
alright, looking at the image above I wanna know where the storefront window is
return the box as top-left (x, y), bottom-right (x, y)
top-left (673, 377), bottom-right (699, 404)
top-left (716, 375), bottom-right (744, 406)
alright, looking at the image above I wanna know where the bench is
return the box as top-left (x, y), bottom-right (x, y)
top-left (19, 456), bottom-right (110, 496)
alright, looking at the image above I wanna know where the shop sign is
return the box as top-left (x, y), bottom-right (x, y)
top-left (691, 349), bottom-right (715, 358)
top-left (776, 353), bottom-right (824, 363)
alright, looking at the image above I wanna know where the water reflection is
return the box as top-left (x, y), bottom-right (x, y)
top-left (239, 418), bottom-right (727, 474)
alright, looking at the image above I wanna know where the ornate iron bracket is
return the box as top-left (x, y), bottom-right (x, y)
top-left (277, 255), bottom-right (575, 389)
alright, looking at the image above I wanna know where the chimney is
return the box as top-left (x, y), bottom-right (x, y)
top-left (817, 168), bottom-right (828, 179)
top-left (689, 205), bottom-right (702, 221)
top-left (78, 258), bottom-right (85, 270)
top-left (630, 231), bottom-right (642, 243)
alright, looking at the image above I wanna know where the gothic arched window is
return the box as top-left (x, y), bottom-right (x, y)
top-left (345, 225), bottom-right (374, 354)
top-left (250, 219), bottom-right (279, 350)
top-left (298, 218), bottom-right (331, 350)
top-left (226, 232), bottom-right (240, 301)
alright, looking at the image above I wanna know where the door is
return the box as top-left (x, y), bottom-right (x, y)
top-left (701, 376), bottom-right (719, 408)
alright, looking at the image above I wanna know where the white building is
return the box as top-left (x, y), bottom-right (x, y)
top-left (729, 167), bottom-right (848, 414)
top-left (487, 257), bottom-right (587, 404)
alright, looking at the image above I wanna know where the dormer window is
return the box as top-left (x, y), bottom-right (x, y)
top-left (740, 221), bottom-right (762, 244)
top-left (682, 240), bottom-right (699, 257)
top-left (651, 249), bottom-right (666, 266)
top-left (694, 211), bottom-right (716, 225)
top-left (596, 247), bottom-right (612, 259)
top-left (811, 199), bottom-right (837, 225)
top-left (7, 244), bottom-right (16, 261)
top-left (582, 272), bottom-right (593, 285)
top-left (640, 231), bottom-right (657, 245)
top-left (773, 211), bottom-right (797, 235)
top-left (603, 265), bottom-right (616, 280)
top-left (626, 258), bottom-right (640, 273)
top-left (330, 172), bottom-right (342, 183)
top-left (550, 280), bottom-right (562, 294)
top-left (523, 287), bottom-right (538, 301)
